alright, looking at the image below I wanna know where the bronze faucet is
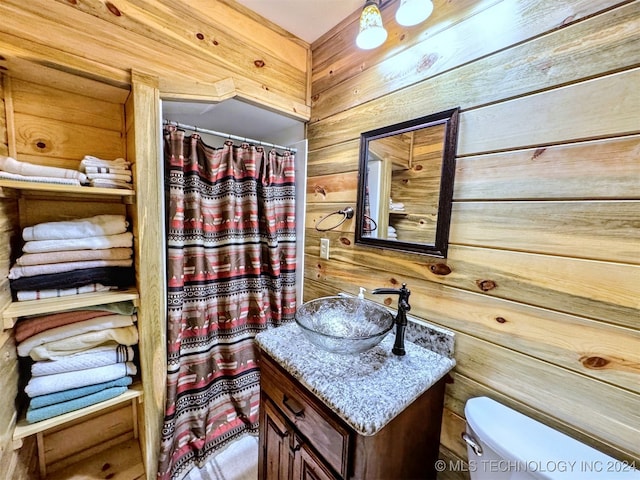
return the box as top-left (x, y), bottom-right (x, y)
top-left (371, 283), bottom-right (411, 356)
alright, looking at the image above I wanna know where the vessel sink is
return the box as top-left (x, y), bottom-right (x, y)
top-left (295, 296), bottom-right (394, 354)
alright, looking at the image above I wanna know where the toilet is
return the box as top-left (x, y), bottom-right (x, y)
top-left (463, 397), bottom-right (640, 479)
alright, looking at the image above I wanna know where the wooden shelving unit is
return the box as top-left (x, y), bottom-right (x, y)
top-left (13, 384), bottom-right (144, 479)
top-left (0, 179), bottom-right (135, 199)
top-left (2, 288), bottom-right (139, 330)
top-left (13, 384), bottom-right (143, 441)
top-left (0, 162), bottom-right (143, 478)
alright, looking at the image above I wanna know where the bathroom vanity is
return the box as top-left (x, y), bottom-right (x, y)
top-left (256, 322), bottom-right (455, 479)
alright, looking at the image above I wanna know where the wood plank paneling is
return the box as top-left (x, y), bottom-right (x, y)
top-left (13, 113), bottom-right (125, 163)
top-left (306, 171), bottom-right (358, 204)
top-left (312, 0), bottom-right (629, 95)
top-left (458, 69), bottom-right (640, 156)
top-left (454, 333), bottom-right (640, 461)
top-left (0, 0), bottom-right (310, 119)
top-left (128, 72), bottom-right (165, 479)
top-left (450, 200), bottom-right (640, 264)
top-left (308, 2), bottom-right (640, 150)
top-left (454, 136), bottom-right (640, 201)
top-left (442, 372), bottom-right (636, 464)
top-left (307, 0), bottom-right (640, 466)
top-left (11, 79), bottom-right (124, 132)
top-left (304, 228), bottom-right (639, 327)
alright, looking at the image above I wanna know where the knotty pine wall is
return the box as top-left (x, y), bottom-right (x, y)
top-left (0, 0), bottom-right (310, 122)
top-left (305, 0), bottom-right (640, 473)
top-left (0, 2), bottom-right (310, 478)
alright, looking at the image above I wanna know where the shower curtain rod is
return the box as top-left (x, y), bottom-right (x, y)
top-left (163, 120), bottom-right (297, 153)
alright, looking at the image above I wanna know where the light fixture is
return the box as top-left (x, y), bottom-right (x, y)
top-left (356, 0), bottom-right (434, 49)
top-left (356, 0), bottom-right (388, 50)
top-left (395, 0), bottom-right (434, 26)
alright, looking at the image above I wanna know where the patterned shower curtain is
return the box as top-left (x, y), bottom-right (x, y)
top-left (158, 127), bottom-right (297, 480)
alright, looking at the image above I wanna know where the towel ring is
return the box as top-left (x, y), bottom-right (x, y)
top-left (315, 207), bottom-right (354, 232)
top-left (362, 215), bottom-right (378, 233)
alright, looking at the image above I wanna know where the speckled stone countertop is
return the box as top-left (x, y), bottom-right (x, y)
top-left (255, 322), bottom-right (456, 436)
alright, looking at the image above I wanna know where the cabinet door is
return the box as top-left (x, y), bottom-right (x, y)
top-left (260, 397), bottom-right (291, 480)
top-left (290, 434), bottom-right (338, 480)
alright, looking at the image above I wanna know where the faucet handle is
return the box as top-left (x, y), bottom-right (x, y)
top-left (372, 284), bottom-right (410, 301)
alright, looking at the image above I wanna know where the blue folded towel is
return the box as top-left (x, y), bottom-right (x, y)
top-left (26, 386), bottom-right (128, 423)
top-left (28, 376), bottom-right (132, 409)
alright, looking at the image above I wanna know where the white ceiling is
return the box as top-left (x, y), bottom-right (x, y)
top-left (161, 99), bottom-right (303, 144)
top-left (234, 0), bottom-right (363, 43)
top-left (162, 1), bottom-right (364, 143)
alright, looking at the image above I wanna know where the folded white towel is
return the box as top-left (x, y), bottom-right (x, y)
top-left (18, 314), bottom-right (136, 357)
top-left (0, 170), bottom-right (81, 186)
top-left (22, 232), bottom-right (133, 253)
top-left (9, 258), bottom-right (133, 280)
top-left (32, 344), bottom-right (134, 376)
top-left (30, 325), bottom-right (139, 361)
top-left (23, 214), bottom-right (128, 242)
top-left (0, 155), bottom-right (87, 183)
top-left (89, 179), bottom-right (132, 189)
top-left (80, 156), bottom-right (130, 169)
top-left (85, 172), bottom-right (132, 182)
top-left (83, 166), bottom-right (131, 175)
top-left (25, 362), bottom-right (137, 397)
top-left (16, 283), bottom-right (113, 302)
top-left (16, 248), bottom-right (133, 266)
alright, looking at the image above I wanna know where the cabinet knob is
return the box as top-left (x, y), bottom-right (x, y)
top-left (283, 394), bottom-right (305, 418)
top-left (291, 438), bottom-right (303, 452)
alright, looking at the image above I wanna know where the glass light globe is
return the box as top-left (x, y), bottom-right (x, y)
top-left (356, 2), bottom-right (388, 49)
top-left (395, 0), bottom-right (434, 27)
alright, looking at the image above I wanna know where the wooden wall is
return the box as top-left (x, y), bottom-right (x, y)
top-left (0, 0), bottom-right (310, 121)
top-left (305, 0), bottom-right (640, 474)
top-left (0, 72), bottom-right (38, 480)
top-left (0, 2), bottom-right (310, 479)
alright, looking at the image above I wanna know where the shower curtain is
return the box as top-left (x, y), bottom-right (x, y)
top-left (159, 126), bottom-right (297, 480)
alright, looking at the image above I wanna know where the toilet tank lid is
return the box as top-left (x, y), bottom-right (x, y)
top-left (465, 397), bottom-right (640, 480)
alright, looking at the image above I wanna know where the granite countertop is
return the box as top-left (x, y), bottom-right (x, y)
top-left (255, 322), bottom-right (456, 436)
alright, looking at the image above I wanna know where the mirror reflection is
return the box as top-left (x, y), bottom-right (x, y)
top-left (355, 108), bottom-right (459, 257)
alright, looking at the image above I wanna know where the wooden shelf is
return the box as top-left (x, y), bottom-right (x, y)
top-left (0, 179), bottom-right (134, 199)
top-left (2, 288), bottom-right (139, 330)
top-left (46, 437), bottom-right (145, 480)
top-left (13, 384), bottom-right (143, 441)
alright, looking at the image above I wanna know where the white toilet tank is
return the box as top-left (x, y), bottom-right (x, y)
top-left (463, 397), bottom-right (640, 480)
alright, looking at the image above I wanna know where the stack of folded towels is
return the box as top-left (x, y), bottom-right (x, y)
top-left (80, 156), bottom-right (132, 189)
top-left (8, 214), bottom-right (135, 301)
top-left (0, 154), bottom-right (133, 190)
top-left (0, 155), bottom-right (87, 186)
top-left (15, 301), bottom-right (138, 423)
top-left (389, 198), bottom-right (405, 212)
top-left (388, 225), bottom-right (398, 239)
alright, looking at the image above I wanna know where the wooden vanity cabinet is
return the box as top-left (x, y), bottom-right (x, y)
top-left (258, 351), bottom-right (446, 480)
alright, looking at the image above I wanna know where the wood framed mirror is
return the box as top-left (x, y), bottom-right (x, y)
top-left (355, 107), bottom-right (460, 257)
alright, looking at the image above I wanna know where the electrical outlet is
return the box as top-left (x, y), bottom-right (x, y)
top-left (320, 238), bottom-right (330, 260)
